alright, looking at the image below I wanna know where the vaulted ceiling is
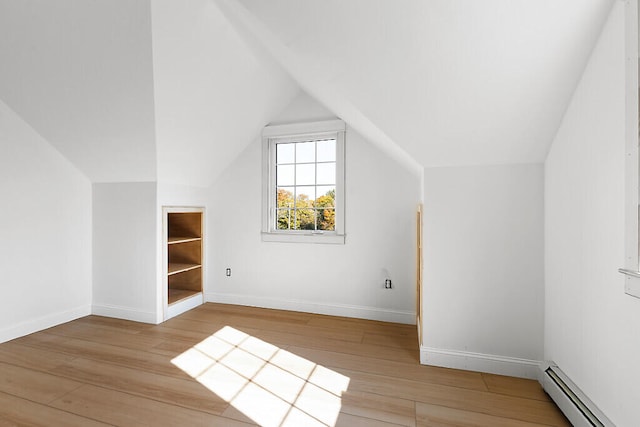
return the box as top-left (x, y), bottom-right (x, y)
top-left (223, 0), bottom-right (614, 169)
top-left (0, 0), bottom-right (615, 185)
top-left (0, 0), bottom-right (157, 183)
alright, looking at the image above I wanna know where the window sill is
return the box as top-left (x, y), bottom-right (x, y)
top-left (261, 232), bottom-right (345, 244)
top-left (618, 268), bottom-right (640, 299)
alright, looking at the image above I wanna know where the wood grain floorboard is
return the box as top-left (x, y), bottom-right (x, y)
top-left (362, 331), bottom-right (420, 349)
top-left (234, 326), bottom-right (419, 364)
top-left (0, 341), bottom-right (76, 372)
top-left (0, 361), bottom-right (84, 404)
top-left (16, 333), bottom-right (189, 379)
top-left (49, 357), bottom-right (229, 415)
top-left (49, 384), bottom-right (253, 426)
top-left (343, 369), bottom-right (568, 426)
top-left (0, 303), bottom-right (569, 426)
top-left (340, 390), bottom-right (416, 426)
top-left (481, 373), bottom-right (551, 401)
top-left (45, 321), bottom-right (167, 351)
top-left (288, 345), bottom-right (487, 391)
top-left (0, 391), bottom-right (110, 427)
top-left (415, 401), bottom-right (555, 427)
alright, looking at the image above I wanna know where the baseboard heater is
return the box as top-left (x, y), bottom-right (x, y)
top-left (541, 363), bottom-right (614, 427)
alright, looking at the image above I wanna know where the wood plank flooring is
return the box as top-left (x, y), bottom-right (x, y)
top-left (0, 303), bottom-right (569, 426)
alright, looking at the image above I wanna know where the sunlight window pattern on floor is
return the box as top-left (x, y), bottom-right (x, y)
top-left (171, 326), bottom-right (350, 427)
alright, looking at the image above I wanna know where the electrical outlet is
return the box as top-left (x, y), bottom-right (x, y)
top-left (226, 268), bottom-right (231, 277)
top-left (385, 279), bottom-right (392, 289)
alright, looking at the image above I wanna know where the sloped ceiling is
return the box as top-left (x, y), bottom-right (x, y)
top-left (0, 0), bottom-right (298, 186)
top-left (0, 0), bottom-right (616, 184)
top-left (151, 0), bottom-right (299, 186)
top-left (0, 0), bottom-right (157, 183)
top-left (221, 0), bottom-right (615, 168)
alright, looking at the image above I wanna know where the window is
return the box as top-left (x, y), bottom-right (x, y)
top-left (262, 120), bottom-right (345, 244)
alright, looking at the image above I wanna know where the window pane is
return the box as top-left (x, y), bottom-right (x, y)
top-left (295, 186), bottom-right (315, 206)
top-left (276, 143), bottom-right (295, 164)
top-left (316, 162), bottom-right (335, 185)
top-left (315, 186), bottom-right (335, 208)
top-left (316, 139), bottom-right (336, 162)
top-left (317, 208), bottom-right (335, 231)
top-left (296, 208), bottom-right (315, 230)
top-left (276, 208), bottom-right (293, 230)
top-left (296, 141), bottom-right (315, 163)
top-left (276, 164), bottom-right (295, 186)
top-left (296, 164), bottom-right (315, 185)
top-left (296, 185), bottom-right (316, 201)
top-left (276, 187), bottom-right (295, 208)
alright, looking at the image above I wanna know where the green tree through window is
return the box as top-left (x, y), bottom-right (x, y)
top-left (276, 188), bottom-right (335, 231)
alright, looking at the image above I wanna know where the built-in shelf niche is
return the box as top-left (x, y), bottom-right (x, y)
top-left (165, 208), bottom-right (204, 319)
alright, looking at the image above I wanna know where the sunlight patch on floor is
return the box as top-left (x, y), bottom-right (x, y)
top-left (171, 326), bottom-right (350, 427)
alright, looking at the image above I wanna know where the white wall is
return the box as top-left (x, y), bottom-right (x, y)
top-left (421, 163), bottom-right (544, 378)
top-left (0, 99), bottom-right (92, 342)
top-left (93, 182), bottom-right (158, 323)
top-left (207, 93), bottom-right (421, 323)
top-left (545, 3), bottom-right (640, 425)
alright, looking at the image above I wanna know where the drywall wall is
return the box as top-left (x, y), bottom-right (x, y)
top-left (421, 163), bottom-right (544, 378)
top-left (0, 99), bottom-right (92, 342)
top-left (545, 3), bottom-right (640, 425)
top-left (93, 182), bottom-right (158, 323)
top-left (207, 92), bottom-right (421, 323)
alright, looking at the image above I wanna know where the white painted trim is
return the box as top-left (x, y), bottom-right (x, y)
top-left (623, 0), bottom-right (639, 283)
top-left (262, 120), bottom-right (346, 243)
top-left (263, 119), bottom-right (346, 137)
top-left (166, 293), bottom-right (204, 320)
top-left (261, 232), bottom-right (345, 244)
top-left (0, 305), bottom-right (91, 344)
top-left (205, 292), bottom-right (416, 325)
top-left (420, 346), bottom-right (541, 380)
top-left (92, 304), bottom-right (157, 324)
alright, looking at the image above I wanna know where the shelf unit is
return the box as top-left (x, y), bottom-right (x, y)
top-left (164, 208), bottom-right (204, 320)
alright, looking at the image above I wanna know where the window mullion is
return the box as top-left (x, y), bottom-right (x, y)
top-left (314, 141), bottom-right (318, 231)
top-left (293, 142), bottom-right (298, 231)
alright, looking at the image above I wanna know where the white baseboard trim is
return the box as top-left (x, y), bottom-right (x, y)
top-left (165, 293), bottom-right (203, 321)
top-left (205, 292), bottom-right (416, 325)
top-left (92, 304), bottom-right (157, 324)
top-left (421, 346), bottom-right (541, 380)
top-left (0, 304), bottom-right (92, 344)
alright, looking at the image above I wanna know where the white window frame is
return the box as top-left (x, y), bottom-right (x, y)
top-left (619, 0), bottom-right (640, 298)
top-left (261, 119), bottom-right (346, 244)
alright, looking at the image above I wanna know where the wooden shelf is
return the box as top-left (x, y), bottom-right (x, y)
top-left (165, 209), bottom-right (204, 320)
top-left (168, 236), bottom-right (201, 245)
top-left (168, 263), bottom-right (201, 275)
top-left (168, 289), bottom-right (201, 305)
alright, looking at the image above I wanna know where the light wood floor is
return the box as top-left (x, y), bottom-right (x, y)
top-left (0, 303), bottom-right (569, 426)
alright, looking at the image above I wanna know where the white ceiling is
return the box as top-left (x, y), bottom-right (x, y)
top-left (0, 0), bottom-right (616, 184)
top-left (151, 0), bottom-right (299, 186)
top-left (224, 0), bottom-right (615, 168)
top-left (0, 0), bottom-right (157, 183)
